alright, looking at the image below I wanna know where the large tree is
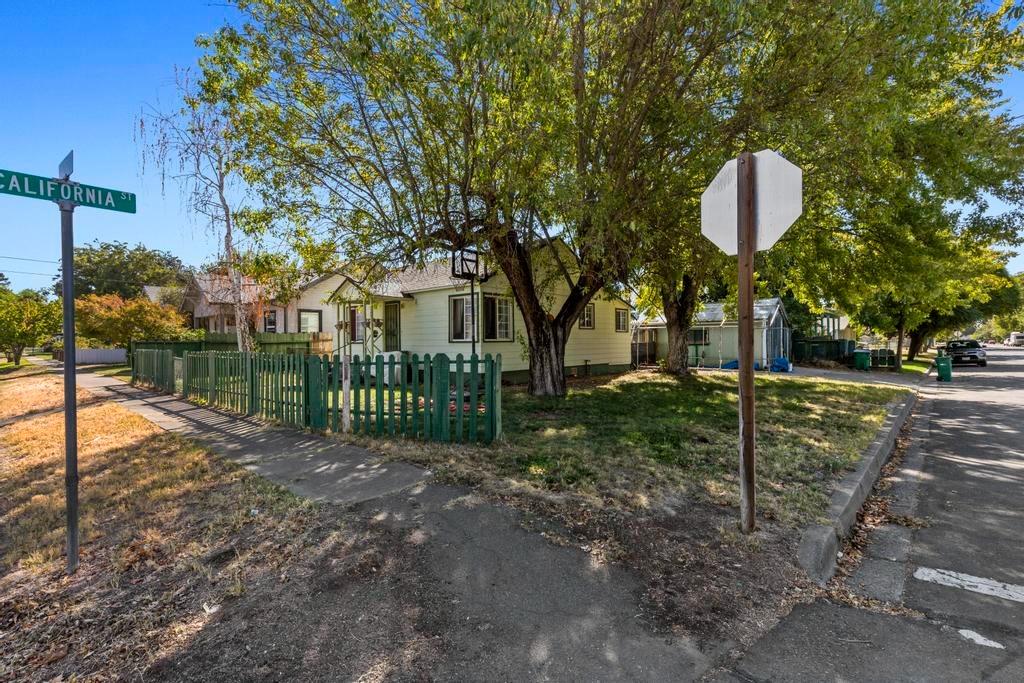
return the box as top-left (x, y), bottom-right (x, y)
top-left (198, 0), bottom-right (776, 395)
top-left (0, 289), bottom-right (62, 365)
top-left (140, 70), bottom-right (255, 352)
top-left (75, 294), bottom-right (197, 349)
top-left (643, 0), bottom-right (1024, 374)
top-left (52, 240), bottom-right (187, 300)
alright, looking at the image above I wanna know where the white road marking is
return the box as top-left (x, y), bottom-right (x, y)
top-left (913, 567), bottom-right (1024, 604)
top-left (957, 629), bottom-right (1005, 649)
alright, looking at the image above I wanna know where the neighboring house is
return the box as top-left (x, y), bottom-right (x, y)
top-left (320, 260), bottom-right (632, 382)
top-left (811, 311), bottom-right (856, 341)
top-left (182, 273), bottom-right (281, 334)
top-left (637, 297), bottom-right (791, 369)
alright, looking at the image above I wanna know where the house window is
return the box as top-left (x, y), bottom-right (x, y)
top-left (687, 327), bottom-right (709, 345)
top-left (484, 295), bottom-right (513, 341)
top-left (263, 310), bottom-right (277, 333)
top-left (615, 308), bottom-right (629, 333)
top-left (299, 309), bottom-right (322, 333)
top-left (450, 295), bottom-right (475, 342)
top-left (578, 303), bottom-right (595, 329)
top-left (349, 307), bottom-right (365, 342)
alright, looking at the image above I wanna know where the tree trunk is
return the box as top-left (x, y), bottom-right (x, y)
top-left (489, 229), bottom-right (600, 397)
top-left (12, 345), bottom-right (24, 366)
top-left (907, 330), bottom-right (925, 361)
top-left (661, 274), bottom-right (701, 376)
top-left (218, 159), bottom-right (254, 353)
top-left (228, 263), bottom-right (254, 352)
top-left (526, 318), bottom-right (568, 396)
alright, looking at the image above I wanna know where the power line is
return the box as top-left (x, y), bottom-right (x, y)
top-left (0, 269), bottom-right (58, 278)
top-left (0, 255), bottom-right (59, 264)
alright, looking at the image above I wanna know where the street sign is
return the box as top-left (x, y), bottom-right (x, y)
top-left (59, 150), bottom-right (74, 180)
top-left (0, 167), bottom-right (136, 213)
top-left (700, 149), bottom-right (802, 255)
top-left (699, 150), bottom-right (803, 534)
top-left (0, 154), bottom-right (136, 575)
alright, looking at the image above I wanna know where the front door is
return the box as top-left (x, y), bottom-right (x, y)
top-left (384, 301), bottom-right (401, 352)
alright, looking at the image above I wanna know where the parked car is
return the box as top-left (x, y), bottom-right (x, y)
top-left (944, 339), bottom-right (987, 366)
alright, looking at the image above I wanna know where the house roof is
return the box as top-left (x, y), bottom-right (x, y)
top-left (639, 297), bottom-right (784, 327)
top-left (332, 261), bottom-right (470, 300)
top-left (142, 285), bottom-right (169, 303)
top-left (189, 273), bottom-right (265, 305)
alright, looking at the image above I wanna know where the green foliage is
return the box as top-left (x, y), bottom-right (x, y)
top-left (989, 273), bottom-right (1024, 337)
top-left (55, 240), bottom-right (188, 300)
top-left (0, 290), bottom-right (62, 365)
top-left (75, 294), bottom-right (200, 349)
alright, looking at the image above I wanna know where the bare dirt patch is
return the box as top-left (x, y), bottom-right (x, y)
top-left (0, 382), bottom-right (443, 681)
top-left (0, 372), bottom-right (97, 422)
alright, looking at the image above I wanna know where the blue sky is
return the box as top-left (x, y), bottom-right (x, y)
top-left (0, 1), bottom-right (237, 292)
top-left (1, 2), bottom-right (1022, 293)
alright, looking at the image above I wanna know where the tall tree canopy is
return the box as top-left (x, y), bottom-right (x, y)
top-left (54, 240), bottom-right (188, 300)
top-left (199, 0), bottom-right (1024, 389)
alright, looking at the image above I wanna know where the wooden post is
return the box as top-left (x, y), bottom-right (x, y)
top-left (737, 151), bottom-right (757, 533)
top-left (341, 354), bottom-right (351, 433)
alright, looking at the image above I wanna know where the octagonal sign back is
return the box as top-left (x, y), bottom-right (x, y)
top-left (700, 150), bottom-right (802, 255)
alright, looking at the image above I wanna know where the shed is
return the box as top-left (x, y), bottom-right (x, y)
top-left (636, 297), bottom-right (791, 369)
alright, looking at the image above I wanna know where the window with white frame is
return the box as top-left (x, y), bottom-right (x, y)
top-left (450, 295), bottom-right (475, 342)
top-left (578, 303), bottom-right (595, 329)
top-left (615, 308), bottom-right (629, 333)
top-left (484, 295), bottom-right (513, 341)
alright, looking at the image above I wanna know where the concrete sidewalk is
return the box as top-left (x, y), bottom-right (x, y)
top-left (64, 367), bottom-right (712, 679)
top-left (74, 371), bottom-right (430, 506)
top-left (714, 348), bottom-right (1024, 681)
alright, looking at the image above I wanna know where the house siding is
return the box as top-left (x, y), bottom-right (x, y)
top-left (283, 275), bottom-right (346, 342)
top-left (271, 265), bottom-right (630, 381)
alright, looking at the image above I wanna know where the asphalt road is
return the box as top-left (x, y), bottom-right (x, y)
top-left (715, 347), bottom-right (1024, 682)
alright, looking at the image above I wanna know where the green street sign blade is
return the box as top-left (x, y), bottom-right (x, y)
top-left (0, 167), bottom-right (136, 213)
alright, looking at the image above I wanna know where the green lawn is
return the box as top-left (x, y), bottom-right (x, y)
top-left (899, 351), bottom-right (935, 375)
top-left (372, 370), bottom-right (909, 525)
top-left (91, 364), bottom-right (132, 380)
top-left (0, 361), bottom-right (50, 379)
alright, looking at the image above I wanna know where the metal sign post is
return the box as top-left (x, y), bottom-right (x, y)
top-left (701, 149), bottom-right (802, 533)
top-left (59, 199), bottom-right (79, 573)
top-left (0, 152), bottom-right (136, 572)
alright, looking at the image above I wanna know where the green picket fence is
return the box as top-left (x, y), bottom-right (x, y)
top-left (167, 350), bottom-right (502, 443)
top-left (132, 348), bottom-right (175, 393)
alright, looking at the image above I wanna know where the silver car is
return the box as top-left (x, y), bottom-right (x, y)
top-left (945, 340), bottom-right (987, 366)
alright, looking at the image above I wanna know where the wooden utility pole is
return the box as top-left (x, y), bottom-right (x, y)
top-left (736, 151), bottom-right (757, 533)
top-left (701, 148), bottom-right (801, 535)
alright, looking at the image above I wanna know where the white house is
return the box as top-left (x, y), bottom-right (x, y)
top-left (637, 298), bottom-right (791, 369)
top-left (282, 260), bottom-right (632, 382)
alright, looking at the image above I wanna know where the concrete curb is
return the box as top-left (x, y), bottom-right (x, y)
top-left (798, 391), bottom-right (919, 585)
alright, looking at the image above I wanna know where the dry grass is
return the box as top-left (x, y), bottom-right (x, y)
top-left (0, 373), bottom-right (96, 422)
top-left (0, 380), bottom-right (330, 680)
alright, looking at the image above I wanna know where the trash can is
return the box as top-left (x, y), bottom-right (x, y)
top-left (935, 356), bottom-right (953, 382)
top-left (853, 349), bottom-right (871, 371)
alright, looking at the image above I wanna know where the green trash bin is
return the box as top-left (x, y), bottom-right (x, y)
top-left (935, 356), bottom-right (953, 382)
top-left (853, 349), bottom-right (871, 371)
